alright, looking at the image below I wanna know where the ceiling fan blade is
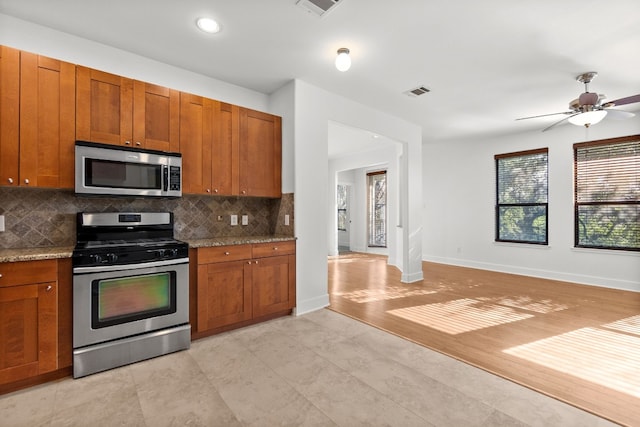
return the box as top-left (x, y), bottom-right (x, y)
top-left (541, 113), bottom-right (580, 132)
top-left (603, 94), bottom-right (640, 107)
top-left (605, 109), bottom-right (636, 120)
top-left (515, 111), bottom-right (574, 121)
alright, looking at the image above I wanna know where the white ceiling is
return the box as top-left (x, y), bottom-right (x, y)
top-left (1, 0), bottom-right (639, 155)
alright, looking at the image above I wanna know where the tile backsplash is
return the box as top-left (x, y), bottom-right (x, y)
top-left (0, 187), bottom-right (294, 249)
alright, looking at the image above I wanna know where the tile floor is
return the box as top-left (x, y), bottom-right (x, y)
top-left (0, 309), bottom-right (619, 426)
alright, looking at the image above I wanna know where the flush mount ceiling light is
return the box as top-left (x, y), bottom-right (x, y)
top-left (196, 17), bottom-right (221, 34)
top-left (335, 48), bottom-right (351, 72)
top-left (568, 110), bottom-right (608, 127)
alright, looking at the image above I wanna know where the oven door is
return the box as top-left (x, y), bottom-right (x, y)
top-left (73, 258), bottom-right (189, 349)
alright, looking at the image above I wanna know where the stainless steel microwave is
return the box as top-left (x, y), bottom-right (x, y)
top-left (75, 141), bottom-right (182, 197)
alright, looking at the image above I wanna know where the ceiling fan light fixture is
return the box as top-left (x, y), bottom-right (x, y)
top-left (568, 110), bottom-right (607, 127)
top-left (335, 48), bottom-right (351, 72)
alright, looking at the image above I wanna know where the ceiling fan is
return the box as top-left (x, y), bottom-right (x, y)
top-left (516, 72), bottom-right (640, 132)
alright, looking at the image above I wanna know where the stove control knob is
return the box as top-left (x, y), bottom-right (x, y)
top-left (168, 248), bottom-right (178, 258)
top-left (90, 254), bottom-right (103, 265)
top-left (106, 253), bottom-right (118, 263)
top-left (156, 249), bottom-right (166, 258)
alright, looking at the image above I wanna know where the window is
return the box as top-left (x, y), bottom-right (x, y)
top-left (337, 184), bottom-right (347, 231)
top-left (495, 148), bottom-right (548, 244)
top-left (367, 171), bottom-right (387, 247)
top-left (574, 135), bottom-right (640, 251)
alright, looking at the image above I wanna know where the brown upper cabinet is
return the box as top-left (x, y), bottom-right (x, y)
top-left (0, 46), bottom-right (76, 188)
top-left (239, 108), bottom-right (282, 198)
top-left (179, 93), bottom-right (214, 195)
top-left (76, 67), bottom-right (179, 152)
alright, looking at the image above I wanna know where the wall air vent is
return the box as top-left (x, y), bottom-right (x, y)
top-left (405, 86), bottom-right (431, 97)
top-left (296, 0), bottom-right (342, 17)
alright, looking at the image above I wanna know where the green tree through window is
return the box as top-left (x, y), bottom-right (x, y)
top-left (495, 149), bottom-right (548, 244)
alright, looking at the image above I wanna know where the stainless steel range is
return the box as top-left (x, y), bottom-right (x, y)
top-left (72, 212), bottom-right (190, 378)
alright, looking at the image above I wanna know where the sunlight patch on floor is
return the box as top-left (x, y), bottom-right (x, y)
top-left (504, 327), bottom-right (640, 398)
top-left (476, 295), bottom-right (569, 314)
top-left (387, 298), bottom-right (534, 334)
top-left (334, 286), bottom-right (437, 303)
top-left (603, 315), bottom-right (640, 336)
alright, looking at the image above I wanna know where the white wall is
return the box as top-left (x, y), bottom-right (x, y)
top-left (423, 118), bottom-right (640, 291)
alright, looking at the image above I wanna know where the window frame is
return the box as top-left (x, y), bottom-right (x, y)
top-left (367, 170), bottom-right (387, 248)
top-left (495, 148), bottom-right (549, 245)
top-left (573, 134), bottom-right (640, 252)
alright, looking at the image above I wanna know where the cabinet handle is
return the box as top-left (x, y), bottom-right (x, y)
top-left (135, 141), bottom-right (141, 146)
top-left (0, 273), bottom-right (3, 278)
top-left (247, 261), bottom-right (252, 265)
top-left (241, 190), bottom-right (246, 195)
top-left (214, 189), bottom-right (218, 193)
top-left (255, 260), bottom-right (259, 264)
top-left (124, 140), bottom-right (131, 145)
top-left (224, 251), bottom-right (230, 255)
top-left (7, 178), bottom-right (13, 184)
top-left (206, 189), bottom-right (211, 193)
top-left (274, 247), bottom-right (278, 251)
top-left (46, 285), bottom-right (52, 292)
top-left (24, 178), bottom-right (30, 185)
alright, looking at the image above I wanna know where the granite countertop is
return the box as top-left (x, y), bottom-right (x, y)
top-left (185, 235), bottom-right (296, 248)
top-left (0, 236), bottom-right (296, 263)
top-left (0, 246), bottom-right (75, 263)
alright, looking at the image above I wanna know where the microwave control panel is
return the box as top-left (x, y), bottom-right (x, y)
top-left (169, 166), bottom-right (181, 191)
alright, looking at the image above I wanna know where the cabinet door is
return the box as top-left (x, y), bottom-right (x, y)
top-left (0, 282), bottom-right (58, 385)
top-left (132, 81), bottom-right (180, 152)
top-left (197, 260), bottom-right (252, 331)
top-left (212, 102), bottom-right (238, 195)
top-left (76, 66), bottom-right (133, 146)
top-left (180, 93), bottom-right (213, 195)
top-left (19, 52), bottom-right (76, 188)
top-left (238, 108), bottom-right (282, 197)
top-left (252, 254), bottom-right (295, 318)
top-left (0, 45), bottom-right (20, 187)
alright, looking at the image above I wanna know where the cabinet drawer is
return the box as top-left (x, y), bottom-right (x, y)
top-left (0, 259), bottom-right (57, 288)
top-left (197, 245), bottom-right (252, 264)
top-left (252, 241), bottom-right (295, 258)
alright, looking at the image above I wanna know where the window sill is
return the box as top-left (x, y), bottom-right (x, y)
top-left (493, 241), bottom-right (550, 250)
top-left (571, 247), bottom-right (640, 257)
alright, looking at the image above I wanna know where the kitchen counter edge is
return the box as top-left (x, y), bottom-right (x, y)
top-left (0, 236), bottom-right (296, 263)
top-left (185, 235), bottom-right (296, 248)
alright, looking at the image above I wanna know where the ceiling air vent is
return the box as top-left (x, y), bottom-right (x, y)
top-left (296, 0), bottom-right (342, 17)
top-left (405, 86), bottom-right (431, 97)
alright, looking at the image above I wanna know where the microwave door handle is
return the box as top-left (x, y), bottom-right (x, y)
top-left (163, 165), bottom-right (169, 192)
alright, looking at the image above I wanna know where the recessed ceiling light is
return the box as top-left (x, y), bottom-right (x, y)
top-left (196, 17), bottom-right (221, 34)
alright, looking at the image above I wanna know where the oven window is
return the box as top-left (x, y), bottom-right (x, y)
top-left (92, 272), bottom-right (176, 329)
top-left (85, 158), bottom-right (161, 190)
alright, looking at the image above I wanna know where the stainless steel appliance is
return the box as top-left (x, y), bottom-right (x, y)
top-left (72, 212), bottom-right (190, 378)
top-left (75, 141), bottom-right (182, 197)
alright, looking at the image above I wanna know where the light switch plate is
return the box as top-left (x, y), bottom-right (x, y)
top-left (241, 215), bottom-right (248, 225)
top-left (284, 214), bottom-right (290, 226)
top-left (230, 214), bottom-right (238, 226)
top-left (0, 215), bottom-right (4, 232)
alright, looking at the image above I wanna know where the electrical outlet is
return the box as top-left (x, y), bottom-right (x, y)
top-left (217, 215), bottom-right (223, 221)
top-left (230, 214), bottom-right (238, 226)
top-left (241, 215), bottom-right (248, 225)
top-left (284, 214), bottom-right (290, 226)
top-left (0, 215), bottom-right (4, 232)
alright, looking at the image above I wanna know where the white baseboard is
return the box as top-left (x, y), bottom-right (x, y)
top-left (423, 256), bottom-right (639, 293)
top-left (294, 293), bottom-right (330, 316)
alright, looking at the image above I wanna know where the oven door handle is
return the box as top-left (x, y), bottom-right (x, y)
top-left (73, 257), bottom-right (189, 274)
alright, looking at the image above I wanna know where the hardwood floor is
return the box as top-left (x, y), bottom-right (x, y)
top-left (328, 253), bottom-right (640, 427)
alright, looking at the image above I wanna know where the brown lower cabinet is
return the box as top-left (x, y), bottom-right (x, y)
top-left (0, 260), bottom-right (58, 385)
top-left (193, 240), bottom-right (295, 336)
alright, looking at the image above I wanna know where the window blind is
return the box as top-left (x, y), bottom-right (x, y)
top-left (574, 135), bottom-right (640, 251)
